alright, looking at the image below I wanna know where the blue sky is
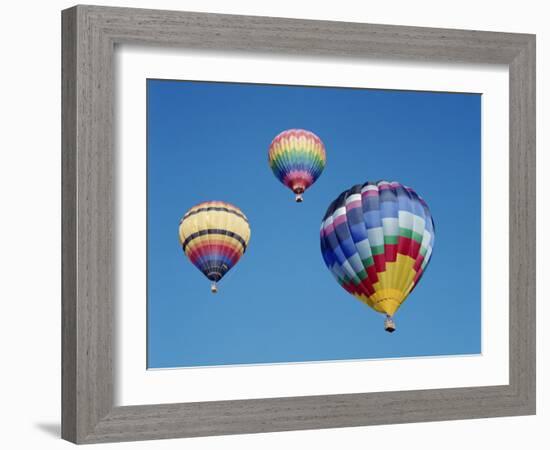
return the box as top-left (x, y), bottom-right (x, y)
top-left (147, 79), bottom-right (481, 369)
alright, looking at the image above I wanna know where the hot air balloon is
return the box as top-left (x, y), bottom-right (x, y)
top-left (178, 201), bottom-right (251, 293)
top-left (268, 129), bottom-right (326, 202)
top-left (320, 181), bottom-right (435, 332)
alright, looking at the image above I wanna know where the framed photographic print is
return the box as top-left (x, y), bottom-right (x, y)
top-left (62, 5), bottom-right (536, 444)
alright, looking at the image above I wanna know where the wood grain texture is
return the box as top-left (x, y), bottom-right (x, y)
top-left (61, 4), bottom-right (536, 444)
top-left (61, 7), bottom-right (77, 443)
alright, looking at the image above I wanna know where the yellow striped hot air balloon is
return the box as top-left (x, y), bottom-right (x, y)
top-left (178, 201), bottom-right (251, 293)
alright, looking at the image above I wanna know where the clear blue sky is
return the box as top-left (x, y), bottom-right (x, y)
top-left (147, 79), bottom-right (481, 369)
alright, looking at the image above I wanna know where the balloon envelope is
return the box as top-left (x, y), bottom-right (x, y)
top-left (179, 201), bottom-right (251, 288)
top-left (320, 181), bottom-right (435, 318)
top-left (268, 129), bottom-right (326, 202)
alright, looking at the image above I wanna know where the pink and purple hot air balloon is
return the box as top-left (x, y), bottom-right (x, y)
top-left (268, 129), bottom-right (327, 202)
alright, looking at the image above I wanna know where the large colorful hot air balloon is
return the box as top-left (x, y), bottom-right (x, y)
top-left (178, 201), bottom-right (251, 293)
top-left (320, 181), bottom-right (435, 332)
top-left (268, 129), bottom-right (326, 202)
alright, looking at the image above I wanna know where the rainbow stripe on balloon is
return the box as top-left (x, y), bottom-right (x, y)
top-left (320, 181), bottom-right (435, 317)
top-left (268, 129), bottom-right (326, 202)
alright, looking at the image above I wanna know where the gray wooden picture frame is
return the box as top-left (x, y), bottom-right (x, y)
top-left (61, 4), bottom-right (536, 444)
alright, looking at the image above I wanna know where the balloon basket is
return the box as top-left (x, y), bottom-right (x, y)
top-left (210, 283), bottom-right (218, 294)
top-left (384, 315), bottom-right (396, 333)
top-left (295, 194), bottom-right (303, 203)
